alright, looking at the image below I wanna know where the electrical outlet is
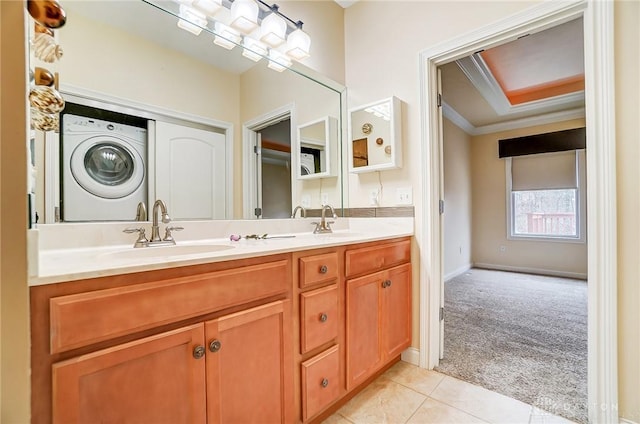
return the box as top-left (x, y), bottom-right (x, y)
top-left (396, 187), bottom-right (412, 205)
top-left (321, 193), bottom-right (329, 206)
top-left (369, 189), bottom-right (379, 206)
top-left (301, 195), bottom-right (311, 208)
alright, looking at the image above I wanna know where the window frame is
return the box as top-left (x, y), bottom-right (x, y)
top-left (505, 150), bottom-right (586, 243)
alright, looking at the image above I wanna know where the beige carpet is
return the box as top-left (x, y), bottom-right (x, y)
top-left (435, 268), bottom-right (587, 423)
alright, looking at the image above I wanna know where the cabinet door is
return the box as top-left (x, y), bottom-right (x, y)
top-left (52, 324), bottom-right (206, 424)
top-left (382, 263), bottom-right (412, 359)
top-left (346, 272), bottom-right (382, 389)
top-left (205, 300), bottom-right (292, 424)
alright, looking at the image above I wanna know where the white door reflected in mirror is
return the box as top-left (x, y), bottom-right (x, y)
top-left (349, 96), bottom-right (402, 173)
top-left (297, 116), bottom-right (338, 179)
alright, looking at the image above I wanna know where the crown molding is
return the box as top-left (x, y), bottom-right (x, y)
top-left (442, 101), bottom-right (585, 136)
top-left (456, 54), bottom-right (585, 117)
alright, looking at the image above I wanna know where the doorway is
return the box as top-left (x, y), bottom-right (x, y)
top-left (242, 104), bottom-right (296, 220)
top-left (418, 1), bottom-right (618, 423)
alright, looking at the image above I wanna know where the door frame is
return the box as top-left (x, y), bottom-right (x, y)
top-left (418, 1), bottom-right (618, 422)
top-left (242, 104), bottom-right (296, 219)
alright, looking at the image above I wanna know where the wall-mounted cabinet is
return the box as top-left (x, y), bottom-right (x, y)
top-left (348, 97), bottom-right (402, 173)
top-left (297, 116), bottom-right (338, 180)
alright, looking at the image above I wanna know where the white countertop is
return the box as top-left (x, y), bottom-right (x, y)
top-left (29, 218), bottom-right (413, 286)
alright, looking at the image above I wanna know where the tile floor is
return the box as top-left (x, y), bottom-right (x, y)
top-left (323, 361), bottom-right (576, 424)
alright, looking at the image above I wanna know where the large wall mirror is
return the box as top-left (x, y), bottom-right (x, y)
top-left (31, 0), bottom-right (345, 223)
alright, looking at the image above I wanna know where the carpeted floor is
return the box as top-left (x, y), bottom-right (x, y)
top-left (434, 268), bottom-right (588, 423)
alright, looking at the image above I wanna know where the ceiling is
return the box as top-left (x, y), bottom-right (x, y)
top-left (441, 18), bottom-right (585, 134)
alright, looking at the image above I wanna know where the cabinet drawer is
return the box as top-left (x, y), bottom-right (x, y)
top-left (301, 345), bottom-right (340, 421)
top-left (299, 252), bottom-right (338, 288)
top-left (345, 239), bottom-right (410, 277)
top-left (300, 285), bottom-right (338, 353)
top-left (50, 259), bottom-right (290, 354)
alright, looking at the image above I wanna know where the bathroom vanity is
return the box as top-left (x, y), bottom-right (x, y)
top-left (29, 219), bottom-right (413, 423)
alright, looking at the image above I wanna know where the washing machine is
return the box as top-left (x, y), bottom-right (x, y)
top-left (300, 152), bottom-right (316, 176)
top-left (62, 114), bottom-right (147, 221)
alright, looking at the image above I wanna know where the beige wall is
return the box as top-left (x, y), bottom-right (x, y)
top-left (443, 118), bottom-right (472, 279)
top-left (345, 1), bottom-right (639, 419)
top-left (1, 2), bottom-right (30, 422)
top-left (470, 119), bottom-right (588, 277)
top-left (614, 0), bottom-right (640, 419)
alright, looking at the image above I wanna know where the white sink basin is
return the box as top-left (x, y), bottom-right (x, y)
top-left (101, 244), bottom-right (235, 260)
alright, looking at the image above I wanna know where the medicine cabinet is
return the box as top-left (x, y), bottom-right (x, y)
top-left (348, 96), bottom-right (402, 173)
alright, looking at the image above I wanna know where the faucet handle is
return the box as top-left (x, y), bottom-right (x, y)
top-left (123, 227), bottom-right (149, 248)
top-left (163, 226), bottom-right (184, 243)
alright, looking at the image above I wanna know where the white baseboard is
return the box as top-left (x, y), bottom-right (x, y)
top-left (473, 262), bottom-right (587, 280)
top-left (444, 263), bottom-right (472, 282)
top-left (620, 418), bottom-right (639, 424)
top-left (401, 347), bottom-right (420, 366)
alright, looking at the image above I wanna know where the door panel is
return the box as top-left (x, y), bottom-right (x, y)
top-left (52, 324), bottom-right (206, 424)
top-left (346, 272), bottom-right (382, 389)
top-left (155, 121), bottom-right (226, 219)
top-left (382, 264), bottom-right (412, 359)
top-left (205, 300), bottom-right (292, 424)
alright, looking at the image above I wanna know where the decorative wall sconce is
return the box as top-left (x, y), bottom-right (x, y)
top-left (168, 0), bottom-right (311, 72)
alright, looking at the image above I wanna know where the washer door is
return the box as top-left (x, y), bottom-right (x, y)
top-left (70, 136), bottom-right (145, 199)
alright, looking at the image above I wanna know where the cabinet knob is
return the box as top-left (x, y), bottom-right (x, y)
top-left (209, 339), bottom-right (222, 353)
top-left (387, 279), bottom-right (392, 288)
top-left (321, 378), bottom-right (329, 388)
top-left (382, 279), bottom-right (392, 288)
top-left (319, 265), bottom-right (328, 274)
top-left (193, 345), bottom-right (205, 359)
top-left (319, 313), bottom-right (328, 323)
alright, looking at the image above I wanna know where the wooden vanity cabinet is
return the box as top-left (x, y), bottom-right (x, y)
top-left (294, 249), bottom-right (344, 423)
top-left (345, 240), bottom-right (412, 390)
top-left (32, 254), bottom-right (293, 424)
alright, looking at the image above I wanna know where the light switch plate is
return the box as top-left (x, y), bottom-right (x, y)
top-left (369, 189), bottom-right (379, 206)
top-left (301, 195), bottom-right (311, 208)
top-left (321, 193), bottom-right (329, 206)
top-left (396, 187), bottom-right (412, 205)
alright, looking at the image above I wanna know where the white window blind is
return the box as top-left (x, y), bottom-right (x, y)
top-left (511, 151), bottom-right (578, 191)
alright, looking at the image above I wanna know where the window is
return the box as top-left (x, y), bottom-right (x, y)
top-left (507, 150), bottom-right (585, 241)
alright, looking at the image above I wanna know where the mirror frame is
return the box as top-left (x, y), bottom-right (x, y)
top-left (296, 116), bottom-right (338, 180)
top-left (348, 96), bottom-right (402, 174)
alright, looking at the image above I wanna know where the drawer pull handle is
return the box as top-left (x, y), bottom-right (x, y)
top-left (321, 378), bottom-right (329, 388)
top-left (193, 345), bottom-right (205, 359)
top-left (319, 265), bottom-right (328, 274)
top-left (382, 279), bottom-right (392, 288)
top-left (209, 339), bottom-right (222, 353)
top-left (319, 313), bottom-right (328, 323)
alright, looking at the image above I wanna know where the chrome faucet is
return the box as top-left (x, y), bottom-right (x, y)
top-left (124, 199), bottom-right (183, 248)
top-left (312, 205), bottom-right (337, 234)
top-left (135, 201), bottom-right (147, 221)
top-left (291, 205), bottom-right (307, 218)
top-left (150, 199), bottom-right (171, 242)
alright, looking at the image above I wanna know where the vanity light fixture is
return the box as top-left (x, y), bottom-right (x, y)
top-left (259, 5), bottom-right (286, 47)
top-left (285, 21), bottom-right (311, 60)
top-left (242, 36), bottom-right (268, 61)
top-left (171, 0), bottom-right (310, 70)
top-left (177, 4), bottom-right (207, 36)
top-left (192, 0), bottom-right (222, 17)
top-left (213, 21), bottom-right (242, 49)
top-left (267, 49), bottom-right (291, 72)
top-left (229, 0), bottom-right (259, 34)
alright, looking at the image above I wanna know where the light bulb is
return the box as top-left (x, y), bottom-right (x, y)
top-left (213, 22), bottom-right (241, 50)
top-left (268, 49), bottom-right (291, 72)
top-left (192, 0), bottom-right (221, 17)
top-left (229, 0), bottom-right (259, 34)
top-left (242, 37), bottom-right (267, 62)
top-left (286, 26), bottom-right (311, 60)
top-left (176, 5), bottom-right (207, 36)
top-left (260, 9), bottom-right (286, 48)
